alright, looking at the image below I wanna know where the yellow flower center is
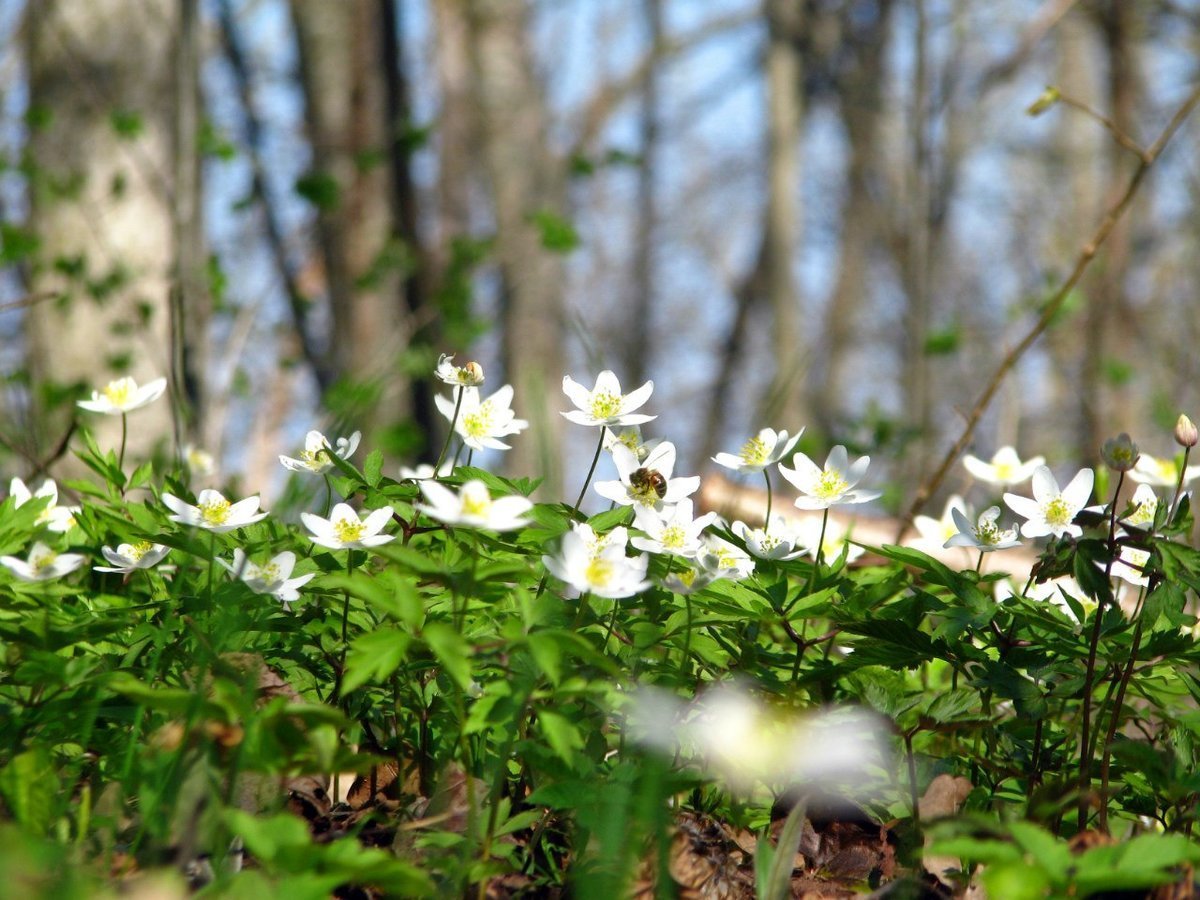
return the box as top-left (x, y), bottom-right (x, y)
top-left (128, 541), bottom-right (153, 562)
top-left (32, 550), bottom-right (57, 572)
top-left (461, 484), bottom-right (492, 517)
top-left (299, 447), bottom-right (331, 471)
top-left (814, 469), bottom-right (849, 500)
top-left (585, 557), bottom-right (614, 588)
top-left (661, 525), bottom-right (686, 549)
top-left (1044, 497), bottom-right (1072, 527)
top-left (1155, 459), bottom-right (1177, 482)
top-left (462, 401), bottom-right (495, 439)
top-left (259, 562), bottom-right (281, 583)
top-left (1128, 497), bottom-right (1156, 527)
top-left (589, 391), bottom-right (622, 420)
top-left (103, 378), bottom-right (134, 407)
top-left (199, 498), bottom-right (231, 525)
top-left (758, 533), bottom-right (782, 553)
top-left (334, 517), bottom-right (365, 544)
top-left (974, 520), bottom-right (1003, 545)
top-left (995, 462), bottom-right (1015, 481)
top-left (739, 436), bottom-right (769, 466)
top-left (675, 568), bottom-right (697, 588)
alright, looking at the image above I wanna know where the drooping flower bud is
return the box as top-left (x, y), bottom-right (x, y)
top-left (1101, 433), bottom-right (1139, 473)
top-left (1175, 414), bottom-right (1198, 449)
top-left (461, 361), bottom-right (485, 385)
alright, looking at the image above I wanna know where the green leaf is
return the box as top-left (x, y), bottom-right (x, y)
top-left (423, 623), bottom-right (471, 690)
top-left (224, 809), bottom-right (312, 863)
top-left (342, 628), bottom-right (411, 694)
top-left (526, 631), bottom-right (563, 685)
top-left (363, 449), bottom-right (384, 488)
top-left (0, 749), bottom-right (59, 834)
top-left (529, 209), bottom-right (580, 252)
top-left (537, 709), bottom-right (584, 761)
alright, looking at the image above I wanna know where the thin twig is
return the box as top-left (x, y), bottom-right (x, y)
top-left (897, 84), bottom-right (1200, 540)
top-left (1058, 92), bottom-right (1148, 161)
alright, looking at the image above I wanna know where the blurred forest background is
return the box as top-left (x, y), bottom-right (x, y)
top-left (1, 0), bottom-right (1199, 510)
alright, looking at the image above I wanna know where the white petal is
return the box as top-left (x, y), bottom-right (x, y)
top-left (561, 376), bottom-right (592, 410)
top-left (621, 380), bottom-right (654, 413)
top-left (1061, 468), bottom-right (1095, 510)
top-left (1030, 466), bottom-right (1059, 503)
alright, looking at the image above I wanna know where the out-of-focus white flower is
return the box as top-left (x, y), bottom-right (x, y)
top-left (163, 490), bottom-right (267, 533)
top-left (76, 375), bottom-right (167, 415)
top-left (279, 429), bottom-right (361, 474)
top-left (1004, 466), bottom-right (1093, 539)
top-left (1129, 453), bottom-right (1200, 488)
top-left (1, 542), bottom-right (85, 582)
top-left (712, 427), bottom-right (803, 474)
top-left (996, 575), bottom-right (1091, 620)
top-left (1110, 545), bottom-right (1151, 588)
top-left (911, 495), bottom-right (969, 554)
top-left (415, 480), bottom-right (531, 531)
top-left (302, 503), bottom-right (396, 549)
top-left (779, 446), bottom-right (880, 510)
top-left (632, 500), bottom-right (716, 559)
top-left (1122, 484), bottom-right (1158, 530)
top-left (561, 370), bottom-right (655, 428)
top-left (594, 442), bottom-right (700, 511)
top-left (731, 517), bottom-right (805, 561)
top-left (220, 549), bottom-right (315, 608)
top-left (182, 444), bottom-right (216, 478)
top-left (793, 517), bottom-right (865, 565)
top-left (660, 562), bottom-right (718, 595)
top-left (9, 477), bottom-right (78, 533)
top-left (962, 446), bottom-right (1045, 487)
top-left (398, 462), bottom-right (454, 481)
top-left (543, 522), bottom-right (649, 599)
top-left (435, 353), bottom-right (485, 387)
top-left (628, 683), bottom-right (887, 793)
top-left (94, 541), bottom-right (170, 574)
top-left (434, 385), bottom-right (528, 452)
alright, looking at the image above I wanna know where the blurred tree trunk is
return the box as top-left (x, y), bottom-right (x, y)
top-left (290, 0), bottom-right (412, 450)
top-left (759, 0), bottom-right (806, 432)
top-left (811, 0), bottom-right (892, 438)
top-left (624, 0), bottom-right (663, 388)
top-left (465, 0), bottom-right (566, 496)
top-left (1080, 0), bottom-right (1138, 459)
top-left (24, 0), bottom-right (179, 465)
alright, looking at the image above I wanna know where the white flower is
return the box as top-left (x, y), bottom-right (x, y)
top-left (1, 542), bottom-right (85, 582)
top-left (415, 480), bottom-right (532, 531)
top-left (628, 684), bottom-right (886, 792)
top-left (793, 517), bottom-right (865, 565)
top-left (94, 541), bottom-right (170, 574)
top-left (632, 500), bottom-right (717, 559)
top-left (398, 462), bottom-right (454, 480)
top-left (911, 495), bottom-right (969, 554)
top-left (76, 375), bottom-right (167, 415)
top-left (301, 503), bottom-right (395, 549)
top-left (9, 477), bottom-right (78, 533)
top-left (698, 535), bottom-right (755, 581)
top-left (163, 489), bottom-right (268, 533)
top-left (779, 445), bottom-right (880, 510)
top-left (279, 429), bottom-right (362, 474)
top-left (1004, 466), bottom-right (1094, 539)
top-left (594, 442), bottom-right (700, 511)
top-left (435, 353), bottom-right (485, 387)
top-left (182, 444), bottom-right (216, 478)
top-left (561, 370), bottom-right (655, 428)
top-left (712, 427), bottom-right (803, 474)
top-left (1129, 453), bottom-right (1200, 488)
top-left (944, 506), bottom-right (1022, 553)
top-left (1110, 545), bottom-right (1150, 588)
top-left (220, 549), bottom-right (315, 607)
top-left (731, 517), bottom-right (805, 561)
top-left (963, 446), bottom-right (1045, 487)
top-left (434, 385), bottom-right (528, 452)
top-left (1122, 483), bottom-right (1158, 530)
top-left (603, 426), bottom-right (660, 463)
top-left (542, 523), bottom-right (650, 599)
top-left (996, 575), bottom-right (1090, 619)
top-left (660, 562), bottom-right (718, 595)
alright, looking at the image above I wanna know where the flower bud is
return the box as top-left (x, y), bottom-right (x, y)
top-left (1101, 433), bottom-right (1139, 472)
top-left (461, 361), bottom-right (484, 385)
top-left (1175, 414), bottom-right (1198, 449)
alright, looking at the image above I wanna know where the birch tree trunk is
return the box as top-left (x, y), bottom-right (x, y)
top-left (24, 0), bottom-right (179, 464)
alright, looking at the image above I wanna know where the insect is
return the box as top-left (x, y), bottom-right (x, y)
top-left (630, 467), bottom-right (667, 499)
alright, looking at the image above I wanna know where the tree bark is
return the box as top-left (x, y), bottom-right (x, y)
top-left (24, 0), bottom-right (178, 465)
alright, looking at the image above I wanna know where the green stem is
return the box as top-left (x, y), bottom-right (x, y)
top-left (322, 474), bottom-right (333, 517)
top-left (435, 386), bottom-right (465, 474)
top-left (1078, 468), bottom-right (1124, 831)
top-left (1168, 446), bottom-right (1192, 524)
top-left (763, 468), bottom-right (773, 532)
top-left (118, 413), bottom-right (128, 489)
top-left (205, 530), bottom-right (216, 609)
top-left (975, 550), bottom-right (985, 573)
top-left (573, 427), bottom-right (608, 513)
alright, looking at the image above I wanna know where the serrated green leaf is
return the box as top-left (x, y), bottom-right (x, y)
top-left (423, 623), bottom-right (471, 690)
top-left (342, 628), bottom-right (411, 693)
top-left (537, 709), bottom-right (583, 761)
top-left (363, 449), bottom-right (384, 488)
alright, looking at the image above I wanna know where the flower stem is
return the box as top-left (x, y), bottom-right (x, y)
top-left (763, 468), bottom-right (773, 532)
top-left (205, 530), bottom-right (216, 609)
top-left (118, 413), bottom-right (128, 493)
top-left (975, 550), bottom-right (985, 573)
top-left (322, 474), bottom-right (333, 518)
top-left (434, 386), bottom-right (465, 475)
top-left (1078, 468), bottom-right (1125, 831)
top-left (1168, 446), bottom-right (1192, 523)
top-left (572, 427), bottom-right (608, 514)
